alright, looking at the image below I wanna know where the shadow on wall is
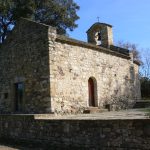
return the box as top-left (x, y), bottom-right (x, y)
top-left (102, 72), bottom-right (141, 111)
top-left (0, 19), bottom-right (55, 114)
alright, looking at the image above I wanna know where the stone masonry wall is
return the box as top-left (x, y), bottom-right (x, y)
top-left (0, 18), bottom-right (55, 113)
top-left (50, 36), bottom-right (141, 114)
top-left (0, 115), bottom-right (149, 150)
top-left (0, 18), bottom-right (141, 114)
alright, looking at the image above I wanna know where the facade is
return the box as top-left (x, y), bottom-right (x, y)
top-left (0, 18), bottom-right (141, 114)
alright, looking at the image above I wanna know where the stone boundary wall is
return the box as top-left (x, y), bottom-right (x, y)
top-left (0, 115), bottom-right (149, 149)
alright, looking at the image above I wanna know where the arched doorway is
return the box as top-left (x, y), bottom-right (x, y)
top-left (88, 77), bottom-right (97, 107)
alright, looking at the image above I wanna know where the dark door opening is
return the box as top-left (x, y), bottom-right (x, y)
top-left (14, 82), bottom-right (24, 112)
top-left (88, 78), bottom-right (96, 107)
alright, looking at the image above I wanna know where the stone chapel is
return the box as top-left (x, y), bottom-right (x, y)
top-left (0, 18), bottom-right (141, 114)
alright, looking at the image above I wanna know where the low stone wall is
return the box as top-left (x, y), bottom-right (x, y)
top-left (0, 115), bottom-right (150, 149)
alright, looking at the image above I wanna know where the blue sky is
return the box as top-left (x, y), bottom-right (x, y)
top-left (69, 0), bottom-right (150, 52)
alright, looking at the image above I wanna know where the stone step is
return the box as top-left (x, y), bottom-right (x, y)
top-left (83, 107), bottom-right (108, 114)
top-left (133, 100), bottom-right (150, 108)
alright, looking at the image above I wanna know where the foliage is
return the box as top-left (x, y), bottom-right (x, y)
top-left (141, 108), bottom-right (150, 117)
top-left (0, 0), bottom-right (14, 42)
top-left (116, 41), bottom-right (150, 98)
top-left (0, 0), bottom-right (79, 43)
top-left (140, 49), bottom-right (150, 78)
top-left (117, 41), bottom-right (142, 64)
top-left (140, 77), bottom-right (150, 99)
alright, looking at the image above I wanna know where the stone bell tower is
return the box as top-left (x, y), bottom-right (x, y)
top-left (86, 22), bottom-right (113, 48)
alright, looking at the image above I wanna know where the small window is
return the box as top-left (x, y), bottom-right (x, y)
top-left (4, 93), bottom-right (8, 99)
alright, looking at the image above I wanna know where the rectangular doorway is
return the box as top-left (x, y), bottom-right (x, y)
top-left (14, 82), bottom-right (24, 112)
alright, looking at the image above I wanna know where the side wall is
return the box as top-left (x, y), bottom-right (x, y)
top-left (0, 115), bottom-right (149, 149)
top-left (50, 37), bottom-right (141, 114)
top-left (0, 19), bottom-right (55, 113)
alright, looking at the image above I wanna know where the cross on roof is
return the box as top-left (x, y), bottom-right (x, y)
top-left (97, 17), bottom-right (100, 22)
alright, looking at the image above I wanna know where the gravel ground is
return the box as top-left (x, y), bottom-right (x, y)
top-left (34, 109), bottom-right (150, 120)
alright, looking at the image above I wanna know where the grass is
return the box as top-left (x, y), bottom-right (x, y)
top-left (146, 108), bottom-right (150, 117)
top-left (142, 98), bottom-right (150, 100)
top-left (140, 108), bottom-right (150, 117)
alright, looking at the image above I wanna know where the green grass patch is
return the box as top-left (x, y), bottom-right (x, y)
top-left (140, 108), bottom-right (150, 117)
top-left (142, 98), bottom-right (150, 100)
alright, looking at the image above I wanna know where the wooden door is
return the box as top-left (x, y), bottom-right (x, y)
top-left (88, 78), bottom-right (95, 107)
top-left (14, 82), bottom-right (24, 112)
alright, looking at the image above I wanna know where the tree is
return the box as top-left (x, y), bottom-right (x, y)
top-left (140, 49), bottom-right (150, 78)
top-left (141, 77), bottom-right (150, 99)
top-left (117, 41), bottom-right (150, 99)
top-left (0, 0), bottom-right (36, 43)
top-left (117, 41), bottom-right (142, 64)
top-left (0, 0), bottom-right (14, 43)
top-left (140, 50), bottom-right (150, 99)
top-left (0, 0), bottom-right (79, 43)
